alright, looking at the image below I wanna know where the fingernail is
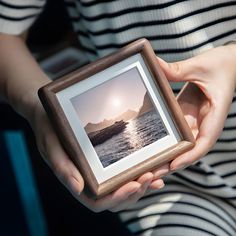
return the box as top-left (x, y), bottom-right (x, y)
top-left (155, 179), bottom-right (165, 189)
top-left (69, 176), bottom-right (83, 196)
top-left (149, 179), bottom-right (165, 190)
top-left (159, 181), bottom-right (165, 189)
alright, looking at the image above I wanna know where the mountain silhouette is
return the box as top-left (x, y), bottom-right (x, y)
top-left (137, 92), bottom-right (154, 117)
top-left (84, 92), bottom-right (155, 133)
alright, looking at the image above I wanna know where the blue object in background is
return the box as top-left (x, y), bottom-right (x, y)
top-left (1, 131), bottom-right (47, 236)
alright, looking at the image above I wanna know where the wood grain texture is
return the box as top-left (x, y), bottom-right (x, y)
top-left (38, 38), bottom-right (195, 198)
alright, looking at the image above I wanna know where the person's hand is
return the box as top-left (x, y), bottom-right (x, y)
top-left (29, 101), bottom-right (166, 212)
top-left (0, 33), bottom-right (166, 212)
top-left (156, 44), bottom-right (236, 173)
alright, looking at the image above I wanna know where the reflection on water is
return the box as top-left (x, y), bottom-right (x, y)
top-left (94, 109), bottom-right (168, 168)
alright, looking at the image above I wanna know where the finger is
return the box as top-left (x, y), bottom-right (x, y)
top-left (170, 136), bottom-right (207, 171)
top-left (136, 172), bottom-right (154, 185)
top-left (109, 176), bottom-right (153, 212)
top-left (42, 129), bottom-right (84, 196)
top-left (149, 178), bottom-right (165, 190)
top-left (156, 56), bottom-right (198, 83)
top-left (177, 83), bottom-right (202, 138)
top-left (170, 104), bottom-right (225, 171)
top-left (79, 181), bottom-right (141, 213)
top-left (152, 163), bottom-right (170, 179)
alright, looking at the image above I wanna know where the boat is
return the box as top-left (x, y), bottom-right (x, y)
top-left (88, 120), bottom-right (128, 146)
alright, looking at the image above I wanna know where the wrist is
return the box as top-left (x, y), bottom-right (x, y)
top-left (0, 34), bottom-right (51, 122)
top-left (10, 78), bottom-right (50, 123)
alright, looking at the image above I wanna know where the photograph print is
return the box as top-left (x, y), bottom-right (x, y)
top-left (70, 67), bottom-right (168, 168)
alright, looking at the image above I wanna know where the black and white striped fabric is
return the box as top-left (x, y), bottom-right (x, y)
top-left (65, 0), bottom-right (236, 62)
top-left (0, 0), bottom-right (45, 35)
top-left (1, 0), bottom-right (236, 235)
top-left (119, 180), bottom-right (236, 236)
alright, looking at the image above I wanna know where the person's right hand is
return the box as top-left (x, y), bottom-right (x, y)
top-left (30, 100), bottom-right (166, 212)
top-left (156, 44), bottom-right (236, 172)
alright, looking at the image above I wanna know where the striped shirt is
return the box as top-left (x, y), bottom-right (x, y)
top-left (1, 1), bottom-right (236, 235)
top-left (65, 0), bottom-right (236, 62)
top-left (0, 0), bottom-right (46, 34)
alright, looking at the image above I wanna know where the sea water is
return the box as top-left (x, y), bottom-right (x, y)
top-left (94, 109), bottom-right (168, 168)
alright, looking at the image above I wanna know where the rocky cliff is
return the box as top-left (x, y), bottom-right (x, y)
top-left (137, 92), bottom-right (154, 117)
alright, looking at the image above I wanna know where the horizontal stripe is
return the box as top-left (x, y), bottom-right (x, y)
top-left (122, 200), bottom-right (236, 230)
top-left (79, 1), bottom-right (236, 21)
top-left (177, 168), bottom-right (236, 189)
top-left (208, 149), bottom-right (236, 154)
top-left (76, 34), bottom-right (236, 62)
top-left (75, 29), bottom-right (236, 56)
top-left (211, 160), bottom-right (236, 168)
top-left (183, 167), bottom-right (236, 190)
top-left (218, 137), bottom-right (236, 143)
top-left (154, 29), bottom-right (236, 54)
top-left (185, 166), bottom-right (215, 176)
top-left (219, 130), bottom-right (236, 141)
top-left (0, 13), bottom-right (38, 21)
top-left (125, 212), bottom-right (233, 236)
top-left (222, 171), bottom-right (236, 178)
top-left (73, 10), bottom-right (236, 45)
top-left (79, 0), bottom-right (116, 7)
top-left (77, 30), bottom-right (89, 37)
top-left (134, 223), bottom-right (218, 236)
top-left (228, 113), bottom-right (236, 118)
top-left (79, 44), bottom-right (97, 55)
top-left (76, 2), bottom-right (236, 35)
top-left (78, 0), bottom-right (186, 21)
top-left (76, 15), bottom-right (236, 46)
top-left (0, 1), bottom-right (43, 9)
top-left (223, 126), bottom-right (236, 131)
top-left (79, 0), bottom-right (190, 9)
top-left (122, 201), bottom-right (236, 231)
top-left (136, 189), bottom-right (236, 224)
top-left (173, 172), bottom-right (233, 191)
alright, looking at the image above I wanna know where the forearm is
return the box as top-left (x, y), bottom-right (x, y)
top-left (0, 33), bottom-right (50, 120)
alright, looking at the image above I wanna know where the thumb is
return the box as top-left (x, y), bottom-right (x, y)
top-left (157, 56), bottom-right (197, 83)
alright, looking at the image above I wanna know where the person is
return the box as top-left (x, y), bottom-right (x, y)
top-left (0, 0), bottom-right (236, 235)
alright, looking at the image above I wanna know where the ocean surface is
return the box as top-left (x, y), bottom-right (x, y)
top-left (94, 109), bottom-right (168, 168)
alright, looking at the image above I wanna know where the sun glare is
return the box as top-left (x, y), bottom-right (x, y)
top-left (112, 97), bottom-right (122, 107)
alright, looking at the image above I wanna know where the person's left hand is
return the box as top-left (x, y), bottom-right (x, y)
top-left (30, 100), bottom-right (168, 213)
top-left (79, 167), bottom-right (167, 213)
top-left (150, 44), bottom-right (236, 181)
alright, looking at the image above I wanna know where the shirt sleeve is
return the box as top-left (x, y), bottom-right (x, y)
top-left (0, 0), bottom-right (46, 35)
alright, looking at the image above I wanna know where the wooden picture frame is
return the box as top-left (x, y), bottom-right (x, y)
top-left (38, 38), bottom-right (195, 198)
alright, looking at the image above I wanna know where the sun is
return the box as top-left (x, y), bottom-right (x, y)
top-left (112, 97), bottom-right (122, 107)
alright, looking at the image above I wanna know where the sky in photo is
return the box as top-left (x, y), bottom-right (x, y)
top-left (70, 67), bottom-right (147, 126)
